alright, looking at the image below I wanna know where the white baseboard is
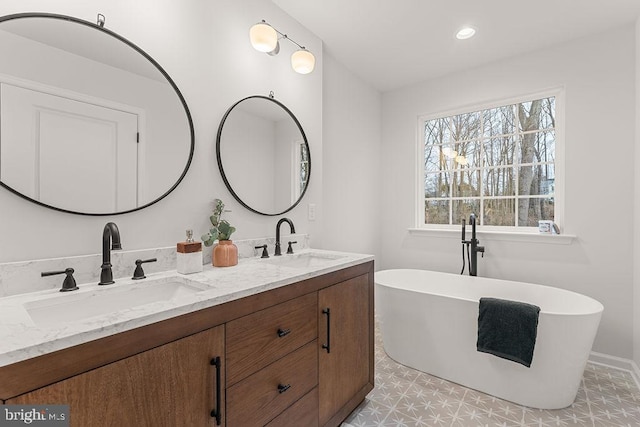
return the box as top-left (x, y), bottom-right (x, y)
top-left (589, 351), bottom-right (640, 389)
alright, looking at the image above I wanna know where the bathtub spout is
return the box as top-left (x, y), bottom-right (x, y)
top-left (468, 213), bottom-right (485, 276)
top-left (460, 219), bottom-right (467, 275)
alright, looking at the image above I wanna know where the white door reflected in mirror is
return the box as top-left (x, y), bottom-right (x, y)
top-left (1, 83), bottom-right (139, 213)
top-left (0, 13), bottom-right (193, 215)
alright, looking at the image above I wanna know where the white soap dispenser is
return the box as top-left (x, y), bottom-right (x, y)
top-left (176, 230), bottom-right (203, 274)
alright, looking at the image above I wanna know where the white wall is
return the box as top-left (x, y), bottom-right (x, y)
top-left (0, 0), bottom-right (323, 263)
top-left (635, 18), bottom-right (640, 370)
top-left (222, 109), bottom-right (277, 213)
top-left (381, 26), bottom-right (636, 359)
top-left (321, 53), bottom-right (382, 258)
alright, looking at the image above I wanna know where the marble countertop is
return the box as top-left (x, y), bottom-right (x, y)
top-left (0, 249), bottom-right (373, 368)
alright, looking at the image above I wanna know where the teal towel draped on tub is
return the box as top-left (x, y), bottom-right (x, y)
top-left (476, 297), bottom-right (541, 367)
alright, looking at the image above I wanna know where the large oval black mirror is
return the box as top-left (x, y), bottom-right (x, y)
top-left (0, 13), bottom-right (194, 215)
top-left (216, 95), bottom-right (310, 216)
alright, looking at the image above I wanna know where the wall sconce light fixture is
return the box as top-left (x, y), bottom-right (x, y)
top-left (249, 20), bottom-right (315, 74)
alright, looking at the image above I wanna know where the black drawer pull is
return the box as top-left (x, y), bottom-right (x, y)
top-left (277, 328), bottom-right (291, 337)
top-left (322, 308), bottom-right (331, 353)
top-left (277, 383), bottom-right (291, 394)
top-left (210, 357), bottom-right (222, 425)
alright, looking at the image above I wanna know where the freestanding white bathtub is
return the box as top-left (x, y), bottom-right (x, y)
top-left (375, 269), bottom-right (604, 409)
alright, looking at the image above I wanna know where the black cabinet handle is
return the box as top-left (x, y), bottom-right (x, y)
top-left (210, 357), bottom-right (221, 425)
top-left (322, 308), bottom-right (331, 353)
top-left (277, 383), bottom-right (291, 394)
top-left (277, 328), bottom-right (291, 338)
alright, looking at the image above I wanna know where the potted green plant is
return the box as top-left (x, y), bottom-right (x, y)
top-left (201, 199), bottom-right (238, 267)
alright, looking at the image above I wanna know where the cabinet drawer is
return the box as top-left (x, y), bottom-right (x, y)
top-left (226, 292), bottom-right (317, 385)
top-left (226, 340), bottom-right (318, 427)
top-left (265, 387), bottom-right (319, 427)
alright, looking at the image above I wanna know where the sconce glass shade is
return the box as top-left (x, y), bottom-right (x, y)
top-left (455, 155), bottom-right (469, 166)
top-left (250, 22), bottom-right (278, 52)
top-left (291, 48), bottom-right (315, 74)
top-left (441, 147), bottom-right (457, 159)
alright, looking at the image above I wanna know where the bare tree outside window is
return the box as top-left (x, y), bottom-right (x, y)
top-left (422, 96), bottom-right (555, 228)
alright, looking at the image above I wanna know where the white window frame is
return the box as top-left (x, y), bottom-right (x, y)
top-left (415, 88), bottom-right (565, 235)
top-left (291, 139), bottom-right (308, 203)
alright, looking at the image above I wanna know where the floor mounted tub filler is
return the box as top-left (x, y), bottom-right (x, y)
top-left (375, 269), bottom-right (604, 409)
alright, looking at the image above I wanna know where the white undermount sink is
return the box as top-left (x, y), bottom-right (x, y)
top-left (24, 276), bottom-right (208, 326)
top-left (262, 251), bottom-right (346, 269)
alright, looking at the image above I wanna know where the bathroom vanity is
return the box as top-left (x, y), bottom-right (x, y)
top-left (0, 250), bottom-right (374, 427)
top-left (0, 11), bottom-right (367, 426)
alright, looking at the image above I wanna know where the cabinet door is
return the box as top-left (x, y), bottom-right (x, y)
top-left (318, 274), bottom-right (372, 426)
top-left (8, 326), bottom-right (225, 427)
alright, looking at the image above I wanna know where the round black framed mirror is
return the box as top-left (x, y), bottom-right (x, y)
top-left (0, 13), bottom-right (194, 215)
top-left (216, 95), bottom-right (311, 216)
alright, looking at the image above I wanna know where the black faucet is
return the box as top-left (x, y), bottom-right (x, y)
top-left (99, 222), bottom-right (122, 285)
top-left (462, 213), bottom-right (485, 276)
top-left (274, 218), bottom-right (295, 256)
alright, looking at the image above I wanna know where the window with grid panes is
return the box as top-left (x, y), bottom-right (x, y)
top-left (421, 95), bottom-right (556, 228)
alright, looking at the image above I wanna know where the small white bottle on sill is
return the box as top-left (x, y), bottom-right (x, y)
top-left (176, 230), bottom-right (203, 274)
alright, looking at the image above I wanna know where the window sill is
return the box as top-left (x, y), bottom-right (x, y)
top-left (407, 228), bottom-right (576, 245)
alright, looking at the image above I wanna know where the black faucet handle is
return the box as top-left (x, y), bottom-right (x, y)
top-left (42, 268), bottom-right (79, 292)
top-left (286, 241), bottom-right (297, 254)
top-left (477, 246), bottom-right (485, 258)
top-left (255, 245), bottom-right (269, 259)
top-left (132, 258), bottom-right (157, 280)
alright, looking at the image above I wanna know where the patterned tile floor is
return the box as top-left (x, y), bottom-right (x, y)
top-left (342, 326), bottom-right (640, 427)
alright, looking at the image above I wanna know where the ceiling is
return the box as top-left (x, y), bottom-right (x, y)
top-left (273, 0), bottom-right (640, 92)
top-left (1, 17), bottom-right (166, 83)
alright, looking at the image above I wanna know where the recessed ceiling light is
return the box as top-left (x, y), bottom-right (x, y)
top-left (456, 27), bottom-right (476, 40)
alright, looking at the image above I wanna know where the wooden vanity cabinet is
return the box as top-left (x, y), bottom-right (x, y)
top-left (318, 274), bottom-right (373, 427)
top-left (7, 326), bottom-right (225, 427)
top-left (1, 261), bottom-right (374, 427)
